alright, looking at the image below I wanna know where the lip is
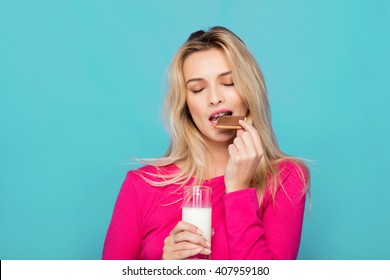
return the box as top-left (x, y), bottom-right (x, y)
top-left (208, 109), bottom-right (233, 120)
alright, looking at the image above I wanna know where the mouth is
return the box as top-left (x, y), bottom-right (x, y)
top-left (209, 110), bottom-right (233, 123)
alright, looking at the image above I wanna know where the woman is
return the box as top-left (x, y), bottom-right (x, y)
top-left (102, 26), bottom-right (310, 260)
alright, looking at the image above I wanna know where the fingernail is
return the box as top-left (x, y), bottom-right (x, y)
top-left (197, 229), bottom-right (202, 235)
top-left (206, 241), bottom-right (211, 248)
top-left (204, 248), bottom-right (211, 254)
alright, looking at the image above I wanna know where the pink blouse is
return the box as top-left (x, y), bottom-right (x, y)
top-left (102, 161), bottom-right (307, 260)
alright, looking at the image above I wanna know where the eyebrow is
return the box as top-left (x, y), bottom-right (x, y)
top-left (185, 71), bottom-right (232, 85)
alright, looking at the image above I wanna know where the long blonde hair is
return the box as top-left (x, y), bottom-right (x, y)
top-left (139, 26), bottom-right (309, 204)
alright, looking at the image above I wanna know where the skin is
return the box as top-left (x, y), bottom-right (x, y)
top-left (162, 48), bottom-right (264, 260)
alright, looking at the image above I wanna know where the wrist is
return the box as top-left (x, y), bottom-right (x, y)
top-left (225, 182), bottom-right (250, 193)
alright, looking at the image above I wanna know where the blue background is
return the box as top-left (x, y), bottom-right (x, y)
top-left (1, 0), bottom-right (389, 259)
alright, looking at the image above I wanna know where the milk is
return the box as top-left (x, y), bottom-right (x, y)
top-left (182, 207), bottom-right (212, 243)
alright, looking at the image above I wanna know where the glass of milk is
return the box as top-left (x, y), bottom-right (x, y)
top-left (182, 186), bottom-right (212, 250)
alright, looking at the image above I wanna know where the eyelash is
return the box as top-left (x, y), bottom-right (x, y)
top-left (191, 83), bottom-right (234, 94)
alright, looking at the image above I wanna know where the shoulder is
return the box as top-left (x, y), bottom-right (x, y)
top-left (277, 160), bottom-right (309, 185)
top-left (123, 163), bottom-right (179, 186)
top-left (129, 163), bottom-right (178, 178)
top-left (275, 160), bottom-right (310, 199)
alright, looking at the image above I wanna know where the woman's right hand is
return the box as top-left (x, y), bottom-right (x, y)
top-left (162, 221), bottom-right (211, 260)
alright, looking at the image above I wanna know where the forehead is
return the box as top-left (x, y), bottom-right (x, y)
top-left (183, 48), bottom-right (231, 80)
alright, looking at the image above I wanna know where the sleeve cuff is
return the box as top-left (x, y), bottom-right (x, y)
top-left (224, 188), bottom-right (259, 214)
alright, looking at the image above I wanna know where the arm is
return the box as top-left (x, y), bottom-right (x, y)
top-left (102, 172), bottom-right (142, 260)
top-left (224, 166), bottom-right (306, 259)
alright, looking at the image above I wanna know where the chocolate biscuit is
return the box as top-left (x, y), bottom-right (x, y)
top-left (215, 116), bottom-right (246, 129)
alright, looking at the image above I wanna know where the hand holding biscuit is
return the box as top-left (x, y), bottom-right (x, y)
top-left (224, 119), bottom-right (264, 193)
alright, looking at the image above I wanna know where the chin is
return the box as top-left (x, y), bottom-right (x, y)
top-left (196, 123), bottom-right (235, 143)
top-left (205, 132), bottom-right (235, 143)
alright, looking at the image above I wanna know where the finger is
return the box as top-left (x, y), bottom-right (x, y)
top-left (174, 247), bottom-right (210, 259)
top-left (239, 131), bottom-right (256, 151)
top-left (239, 120), bottom-right (259, 140)
top-left (163, 236), bottom-right (211, 260)
top-left (232, 136), bottom-right (246, 153)
top-left (163, 240), bottom-right (211, 260)
top-left (171, 221), bottom-right (202, 236)
top-left (228, 143), bottom-right (239, 157)
top-left (239, 120), bottom-right (263, 154)
top-left (236, 128), bottom-right (244, 138)
top-left (241, 132), bottom-right (262, 161)
top-left (173, 241), bottom-right (203, 251)
top-left (173, 242), bottom-right (211, 255)
top-left (163, 246), bottom-right (203, 260)
top-left (232, 132), bottom-right (262, 165)
top-left (175, 230), bottom-right (209, 248)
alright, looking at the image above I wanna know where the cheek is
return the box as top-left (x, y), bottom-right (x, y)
top-left (186, 95), bottom-right (201, 118)
top-left (232, 94), bottom-right (248, 111)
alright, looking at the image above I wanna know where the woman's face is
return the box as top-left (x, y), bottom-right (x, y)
top-left (183, 48), bottom-right (248, 146)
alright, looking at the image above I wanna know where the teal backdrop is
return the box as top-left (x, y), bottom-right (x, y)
top-left (1, 0), bottom-right (389, 259)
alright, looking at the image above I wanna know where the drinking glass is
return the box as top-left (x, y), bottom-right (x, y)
top-left (182, 186), bottom-right (212, 245)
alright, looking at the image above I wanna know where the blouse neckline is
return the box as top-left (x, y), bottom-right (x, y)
top-left (170, 163), bottom-right (225, 184)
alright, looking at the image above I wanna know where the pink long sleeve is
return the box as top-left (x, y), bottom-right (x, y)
top-left (224, 163), bottom-right (307, 259)
top-left (102, 165), bottom-right (184, 260)
top-left (102, 172), bottom-right (143, 259)
top-left (102, 162), bottom-right (308, 260)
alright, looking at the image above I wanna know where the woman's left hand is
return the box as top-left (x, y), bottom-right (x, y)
top-left (224, 120), bottom-right (264, 193)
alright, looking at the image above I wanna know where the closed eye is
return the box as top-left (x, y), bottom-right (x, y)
top-left (224, 83), bottom-right (234, 87)
top-left (191, 88), bottom-right (204, 93)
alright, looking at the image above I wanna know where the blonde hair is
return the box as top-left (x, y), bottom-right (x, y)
top-left (139, 26), bottom-right (309, 205)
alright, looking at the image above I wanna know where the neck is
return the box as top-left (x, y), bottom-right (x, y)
top-left (204, 139), bottom-right (231, 179)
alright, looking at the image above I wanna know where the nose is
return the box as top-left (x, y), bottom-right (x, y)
top-left (208, 87), bottom-right (224, 106)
